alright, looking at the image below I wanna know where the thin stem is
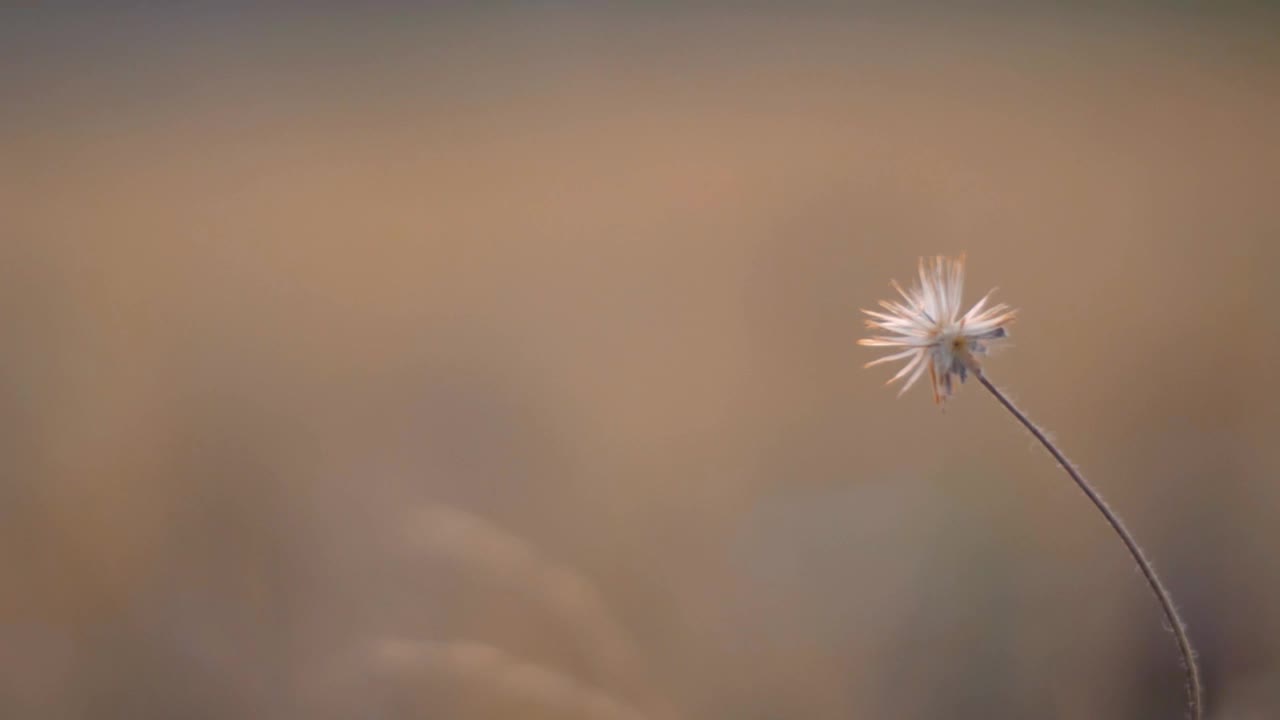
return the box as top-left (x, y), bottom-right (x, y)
top-left (973, 370), bottom-right (1202, 720)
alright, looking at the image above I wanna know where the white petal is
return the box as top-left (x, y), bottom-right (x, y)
top-left (864, 347), bottom-right (919, 368)
top-left (896, 353), bottom-right (931, 394)
top-left (858, 337), bottom-right (912, 347)
top-left (963, 287), bottom-right (998, 321)
top-left (891, 279), bottom-right (919, 308)
top-left (886, 349), bottom-right (926, 384)
top-left (949, 257), bottom-right (965, 319)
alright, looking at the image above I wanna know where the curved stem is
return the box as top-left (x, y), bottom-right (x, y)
top-left (973, 370), bottom-right (1202, 720)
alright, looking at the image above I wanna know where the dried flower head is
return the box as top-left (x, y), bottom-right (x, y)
top-left (859, 255), bottom-right (1016, 404)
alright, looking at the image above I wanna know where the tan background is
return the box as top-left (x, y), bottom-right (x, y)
top-left (3, 6), bottom-right (1279, 719)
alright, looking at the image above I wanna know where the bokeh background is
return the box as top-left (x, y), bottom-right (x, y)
top-left (3, 5), bottom-right (1279, 719)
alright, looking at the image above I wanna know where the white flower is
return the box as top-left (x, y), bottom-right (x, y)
top-left (859, 255), bottom-right (1016, 404)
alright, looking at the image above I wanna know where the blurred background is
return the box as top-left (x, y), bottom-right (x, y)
top-left (3, 4), bottom-right (1279, 719)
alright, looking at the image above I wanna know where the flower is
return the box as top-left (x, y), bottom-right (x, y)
top-left (859, 255), bottom-right (1016, 404)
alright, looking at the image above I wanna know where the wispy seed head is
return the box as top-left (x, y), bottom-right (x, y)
top-left (859, 255), bottom-right (1016, 404)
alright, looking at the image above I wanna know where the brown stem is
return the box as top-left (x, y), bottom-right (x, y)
top-left (973, 370), bottom-right (1202, 719)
